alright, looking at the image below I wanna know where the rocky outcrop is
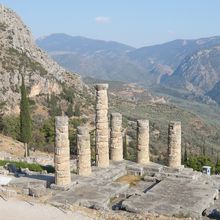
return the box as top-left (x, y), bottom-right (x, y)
top-left (0, 5), bottom-right (84, 115)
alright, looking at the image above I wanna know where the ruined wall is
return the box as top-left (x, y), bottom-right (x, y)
top-left (137, 120), bottom-right (150, 164)
top-left (95, 84), bottom-right (109, 168)
top-left (77, 126), bottom-right (91, 176)
top-left (110, 113), bottom-right (123, 161)
top-left (167, 121), bottom-right (181, 168)
top-left (54, 116), bottom-right (71, 186)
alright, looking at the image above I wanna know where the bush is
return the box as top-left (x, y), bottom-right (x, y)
top-left (0, 160), bottom-right (55, 173)
top-left (0, 115), bottom-right (20, 140)
top-left (186, 155), bottom-right (215, 173)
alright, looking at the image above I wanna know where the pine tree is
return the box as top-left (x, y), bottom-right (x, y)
top-left (20, 74), bottom-right (32, 157)
top-left (66, 103), bottom-right (74, 117)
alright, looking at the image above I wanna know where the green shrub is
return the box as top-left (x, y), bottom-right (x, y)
top-left (0, 160), bottom-right (55, 173)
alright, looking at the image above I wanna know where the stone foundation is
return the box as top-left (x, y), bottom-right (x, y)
top-left (54, 116), bottom-right (71, 186)
top-left (137, 120), bottom-right (149, 164)
top-left (95, 84), bottom-right (109, 168)
top-left (167, 121), bottom-right (181, 168)
top-left (77, 126), bottom-right (91, 176)
top-left (110, 113), bottom-right (123, 161)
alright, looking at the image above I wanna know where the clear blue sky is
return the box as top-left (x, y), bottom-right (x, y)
top-left (1, 0), bottom-right (220, 48)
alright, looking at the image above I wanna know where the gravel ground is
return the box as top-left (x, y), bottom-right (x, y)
top-left (0, 198), bottom-right (94, 220)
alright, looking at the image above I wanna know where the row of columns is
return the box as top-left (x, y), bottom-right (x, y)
top-left (54, 84), bottom-right (182, 186)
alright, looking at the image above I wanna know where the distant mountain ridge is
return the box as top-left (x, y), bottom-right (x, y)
top-left (37, 34), bottom-right (220, 104)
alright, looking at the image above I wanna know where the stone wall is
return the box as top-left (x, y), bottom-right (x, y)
top-left (136, 120), bottom-right (150, 164)
top-left (54, 116), bottom-right (71, 186)
top-left (110, 113), bottom-right (123, 161)
top-left (77, 126), bottom-right (91, 176)
top-left (167, 121), bottom-right (181, 168)
top-left (95, 84), bottom-right (109, 168)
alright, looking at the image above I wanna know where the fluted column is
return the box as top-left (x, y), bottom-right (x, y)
top-left (167, 121), bottom-right (181, 168)
top-left (137, 120), bottom-right (150, 164)
top-left (110, 113), bottom-right (123, 161)
top-left (95, 84), bottom-right (109, 167)
top-left (77, 126), bottom-right (91, 176)
top-left (54, 116), bottom-right (71, 186)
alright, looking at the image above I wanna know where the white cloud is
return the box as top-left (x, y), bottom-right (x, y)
top-left (95, 16), bottom-right (111, 24)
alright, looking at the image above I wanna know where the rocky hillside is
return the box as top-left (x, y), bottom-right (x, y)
top-left (161, 46), bottom-right (220, 96)
top-left (0, 5), bottom-right (88, 115)
top-left (206, 80), bottom-right (220, 105)
top-left (37, 34), bottom-right (220, 87)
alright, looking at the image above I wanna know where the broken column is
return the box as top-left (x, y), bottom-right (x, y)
top-left (137, 120), bottom-right (150, 164)
top-left (167, 121), bottom-right (181, 168)
top-left (110, 113), bottom-right (123, 161)
top-left (77, 126), bottom-right (91, 176)
top-left (54, 116), bottom-right (71, 186)
top-left (95, 84), bottom-right (109, 168)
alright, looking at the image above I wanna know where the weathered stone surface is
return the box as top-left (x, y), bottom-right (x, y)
top-left (122, 176), bottom-right (218, 218)
top-left (110, 113), bottom-right (123, 161)
top-left (136, 120), bottom-right (149, 164)
top-left (167, 121), bottom-right (181, 168)
top-left (29, 185), bottom-right (46, 197)
top-left (54, 116), bottom-right (71, 186)
top-left (77, 126), bottom-right (91, 176)
top-left (95, 84), bottom-right (109, 168)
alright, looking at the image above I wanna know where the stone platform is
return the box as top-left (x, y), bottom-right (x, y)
top-left (122, 175), bottom-right (219, 218)
top-left (48, 160), bottom-right (220, 219)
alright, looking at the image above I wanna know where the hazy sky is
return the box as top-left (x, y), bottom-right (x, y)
top-left (1, 0), bottom-right (220, 47)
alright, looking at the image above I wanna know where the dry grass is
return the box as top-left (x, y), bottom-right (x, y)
top-left (115, 175), bottom-right (142, 186)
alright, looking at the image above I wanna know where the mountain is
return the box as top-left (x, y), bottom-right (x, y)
top-left (36, 34), bottom-right (149, 82)
top-left (0, 6), bottom-right (89, 115)
top-left (36, 33), bottom-right (134, 55)
top-left (161, 46), bottom-right (220, 95)
top-left (37, 34), bottom-right (220, 87)
top-left (207, 80), bottom-right (220, 105)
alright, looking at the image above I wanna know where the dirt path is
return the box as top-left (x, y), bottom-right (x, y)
top-left (0, 198), bottom-right (94, 220)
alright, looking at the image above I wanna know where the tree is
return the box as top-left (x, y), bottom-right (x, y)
top-left (74, 103), bottom-right (81, 117)
top-left (20, 74), bottom-right (32, 157)
top-left (66, 104), bottom-right (74, 117)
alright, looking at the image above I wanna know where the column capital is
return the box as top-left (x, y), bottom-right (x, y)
top-left (95, 84), bottom-right (109, 91)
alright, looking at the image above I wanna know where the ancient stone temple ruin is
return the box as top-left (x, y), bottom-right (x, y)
top-left (49, 83), bottom-right (220, 219)
top-left (54, 116), bottom-right (71, 186)
top-left (95, 84), bottom-right (109, 168)
top-left (167, 121), bottom-right (181, 168)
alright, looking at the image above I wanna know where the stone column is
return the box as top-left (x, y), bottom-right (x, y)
top-left (110, 113), bottom-right (123, 161)
top-left (95, 84), bottom-right (109, 168)
top-left (77, 126), bottom-right (91, 176)
top-left (137, 120), bottom-right (150, 164)
top-left (167, 121), bottom-right (181, 168)
top-left (54, 116), bottom-right (71, 186)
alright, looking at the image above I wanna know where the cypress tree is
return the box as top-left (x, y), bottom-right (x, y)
top-left (20, 74), bottom-right (32, 157)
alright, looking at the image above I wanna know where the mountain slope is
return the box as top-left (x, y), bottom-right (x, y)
top-left (37, 34), bottom-right (220, 86)
top-left (161, 46), bottom-right (220, 95)
top-left (0, 6), bottom-right (88, 115)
